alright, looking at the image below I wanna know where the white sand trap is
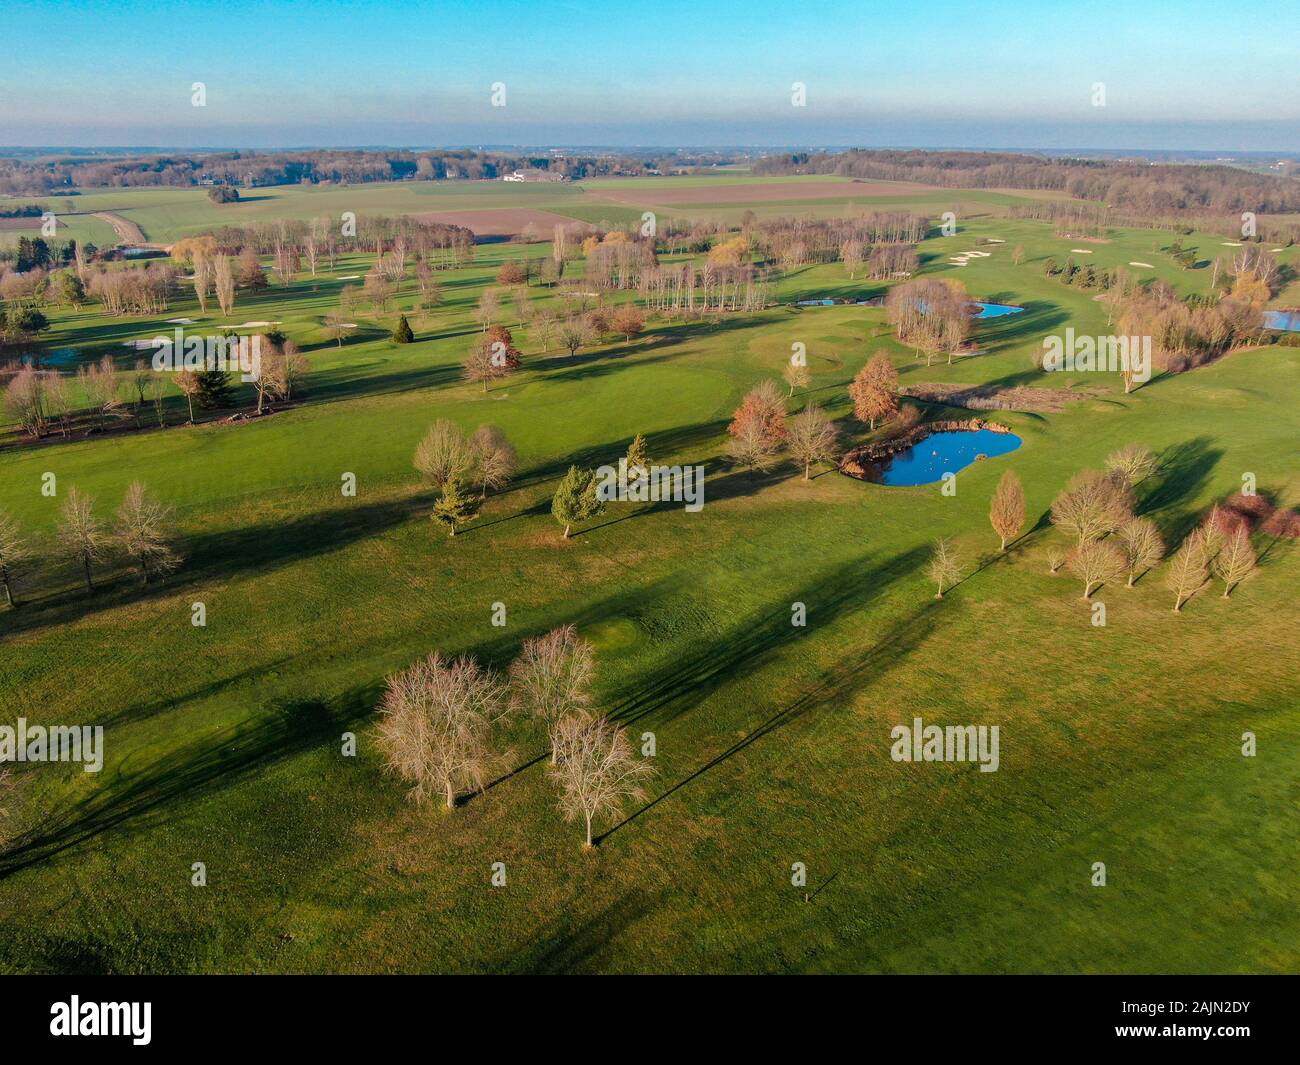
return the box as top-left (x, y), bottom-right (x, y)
top-left (338, 322), bottom-right (358, 328)
top-left (1128, 261), bottom-right (1154, 268)
top-left (1221, 242), bottom-right (1242, 247)
top-left (984, 238), bottom-right (1005, 244)
top-left (234, 321), bottom-right (280, 327)
top-left (1070, 249), bottom-right (1093, 254)
top-left (966, 250), bottom-right (991, 258)
top-left (123, 339), bottom-right (160, 349)
top-left (166, 317), bottom-right (196, 324)
top-left (337, 274), bottom-right (361, 280)
top-left (1270, 248), bottom-right (1284, 252)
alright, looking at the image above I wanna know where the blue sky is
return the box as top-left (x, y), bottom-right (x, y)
top-left (2, 0), bottom-right (1296, 149)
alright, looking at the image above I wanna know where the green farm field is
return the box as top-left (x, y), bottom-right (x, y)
top-left (1, 179), bottom-right (1297, 974)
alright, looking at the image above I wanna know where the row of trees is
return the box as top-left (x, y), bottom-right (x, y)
top-left (0, 483), bottom-right (180, 607)
top-left (926, 451), bottom-right (1272, 611)
top-left (376, 626), bottom-right (653, 849)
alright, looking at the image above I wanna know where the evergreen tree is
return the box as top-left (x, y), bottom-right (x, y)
top-left (431, 479), bottom-right (478, 537)
top-left (195, 368), bottom-right (235, 410)
top-left (551, 465), bottom-right (605, 539)
top-left (392, 314), bottom-right (415, 344)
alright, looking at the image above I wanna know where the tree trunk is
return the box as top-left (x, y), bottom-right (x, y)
top-left (445, 779), bottom-right (455, 809)
top-left (186, 395), bottom-right (195, 423)
top-left (82, 556), bottom-right (93, 592)
top-left (803, 463), bottom-right (810, 481)
top-left (2, 574), bottom-right (14, 607)
top-left (563, 523), bottom-right (571, 539)
top-left (585, 814), bottom-right (593, 849)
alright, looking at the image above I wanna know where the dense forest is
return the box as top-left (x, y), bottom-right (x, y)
top-left (753, 148), bottom-right (1300, 215)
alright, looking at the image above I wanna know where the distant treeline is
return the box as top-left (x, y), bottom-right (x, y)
top-left (753, 148), bottom-right (1300, 216)
top-left (0, 149), bottom-right (663, 195)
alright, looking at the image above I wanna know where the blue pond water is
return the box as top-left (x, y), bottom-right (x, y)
top-left (1264, 309), bottom-right (1300, 331)
top-left (972, 301), bottom-right (1025, 319)
top-left (867, 429), bottom-right (1023, 486)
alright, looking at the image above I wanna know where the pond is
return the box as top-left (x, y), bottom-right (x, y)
top-left (971, 301), bottom-right (1025, 319)
top-left (862, 428), bottom-right (1023, 486)
top-left (1264, 309), bottom-right (1300, 331)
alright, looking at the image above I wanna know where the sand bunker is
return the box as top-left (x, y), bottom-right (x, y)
top-left (166, 317), bottom-right (197, 324)
top-left (1128, 261), bottom-right (1154, 268)
top-left (1070, 248), bottom-right (1093, 254)
top-left (1222, 242), bottom-right (1243, 247)
top-left (337, 274), bottom-right (361, 280)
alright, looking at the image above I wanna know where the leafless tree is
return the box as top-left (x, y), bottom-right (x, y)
top-left (414, 420), bottom-right (472, 490)
top-left (58, 487), bottom-right (108, 592)
top-left (782, 359), bottom-right (810, 396)
top-left (1213, 527), bottom-right (1256, 597)
top-left (1068, 539), bottom-right (1126, 599)
top-left (468, 424), bottom-right (517, 498)
top-left (174, 369), bottom-right (201, 424)
top-left (0, 510), bottom-right (35, 607)
top-left (462, 337), bottom-right (507, 392)
top-left (1117, 517), bottom-right (1164, 586)
top-left (549, 712), bottom-right (654, 849)
top-left (989, 470), bottom-right (1025, 551)
top-left (115, 481), bottom-right (180, 584)
top-left (1104, 444), bottom-right (1156, 487)
top-left (1166, 531), bottom-right (1208, 612)
top-left (786, 403), bottom-right (839, 479)
top-left (1050, 471), bottom-right (1132, 544)
top-left (509, 625), bottom-right (595, 762)
top-left (928, 537), bottom-right (961, 598)
top-left (376, 652), bottom-right (510, 810)
top-left (214, 253), bottom-right (236, 315)
top-left (475, 288), bottom-right (501, 332)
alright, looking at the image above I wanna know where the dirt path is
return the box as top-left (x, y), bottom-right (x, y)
top-left (93, 211), bottom-right (148, 245)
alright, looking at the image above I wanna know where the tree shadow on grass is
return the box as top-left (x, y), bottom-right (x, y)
top-left (0, 689), bottom-right (375, 879)
top-left (1141, 436), bottom-right (1222, 544)
top-left (597, 595), bottom-right (940, 846)
top-left (489, 888), bottom-right (663, 974)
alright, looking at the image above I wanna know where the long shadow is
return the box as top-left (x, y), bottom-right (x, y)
top-left (0, 494), bottom-right (434, 640)
top-left (1140, 436), bottom-right (1222, 543)
top-left (597, 596), bottom-right (940, 845)
top-left (607, 544), bottom-right (930, 732)
top-left (490, 889), bottom-right (662, 974)
top-left (0, 688), bottom-right (374, 878)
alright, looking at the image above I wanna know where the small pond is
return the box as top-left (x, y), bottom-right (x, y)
top-left (1263, 309), bottom-right (1300, 331)
top-left (862, 428), bottom-right (1023, 486)
top-left (971, 301), bottom-right (1025, 319)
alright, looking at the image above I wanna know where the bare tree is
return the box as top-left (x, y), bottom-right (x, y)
top-left (376, 652), bottom-right (510, 809)
top-left (786, 403), bottom-right (839, 480)
top-left (1068, 539), bottom-right (1126, 599)
top-left (413, 420), bottom-right (472, 490)
top-left (468, 424), bottom-right (517, 498)
top-left (1104, 444), bottom-right (1156, 488)
top-left (1050, 471), bottom-right (1132, 544)
top-left (928, 537), bottom-right (961, 598)
top-left (1166, 531), bottom-right (1208, 613)
top-left (1213, 527), bottom-right (1256, 598)
top-left (175, 369), bottom-right (201, 423)
top-left (989, 470), bottom-right (1025, 551)
top-left (782, 359), bottom-right (810, 396)
top-left (556, 315), bottom-right (595, 358)
top-left (549, 713), bottom-right (654, 849)
top-left (0, 510), bottom-right (36, 607)
top-left (1117, 517), bottom-right (1164, 587)
top-left (509, 625), bottom-right (595, 762)
top-left (214, 253), bottom-right (235, 315)
top-left (475, 288), bottom-right (500, 332)
top-left (115, 481), bottom-right (180, 584)
top-left (58, 487), bottom-right (108, 593)
top-left (462, 336), bottom-right (506, 392)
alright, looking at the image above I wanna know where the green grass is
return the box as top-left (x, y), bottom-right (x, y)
top-left (1, 183), bottom-right (1297, 974)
